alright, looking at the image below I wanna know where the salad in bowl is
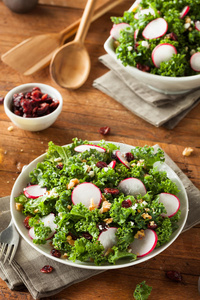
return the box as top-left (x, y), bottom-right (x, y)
top-left (11, 139), bottom-right (188, 269)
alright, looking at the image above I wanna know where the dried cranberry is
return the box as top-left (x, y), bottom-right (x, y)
top-left (37, 103), bottom-right (49, 116)
top-left (147, 222), bottom-right (158, 230)
top-left (0, 97), bottom-right (4, 104)
top-left (50, 248), bottom-right (61, 258)
top-left (136, 63), bottom-right (150, 72)
top-left (32, 87), bottom-right (41, 92)
top-left (40, 265), bottom-right (53, 273)
top-left (96, 161), bottom-right (107, 168)
top-left (31, 90), bottom-right (42, 99)
top-left (169, 32), bottom-right (178, 41)
top-left (111, 151), bottom-right (118, 160)
top-left (56, 163), bottom-right (63, 170)
top-left (166, 270), bottom-right (182, 282)
top-left (41, 93), bottom-right (48, 101)
top-left (122, 199), bottom-right (132, 208)
top-left (97, 222), bottom-right (108, 233)
top-left (125, 152), bottom-right (134, 162)
top-left (99, 126), bottom-right (110, 135)
top-left (23, 216), bottom-right (31, 229)
top-left (82, 232), bottom-right (93, 240)
top-left (104, 188), bottom-right (119, 195)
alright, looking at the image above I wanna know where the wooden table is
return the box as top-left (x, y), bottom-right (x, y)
top-left (0, 1), bottom-right (200, 299)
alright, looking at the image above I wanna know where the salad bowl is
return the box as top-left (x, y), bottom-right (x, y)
top-left (10, 141), bottom-right (188, 270)
top-left (104, 1), bottom-right (200, 94)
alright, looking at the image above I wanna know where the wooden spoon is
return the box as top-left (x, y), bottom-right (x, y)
top-left (1, 0), bottom-right (123, 76)
top-left (50, 0), bottom-right (97, 89)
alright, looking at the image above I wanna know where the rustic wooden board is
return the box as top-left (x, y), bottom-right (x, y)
top-left (38, 0), bottom-right (108, 9)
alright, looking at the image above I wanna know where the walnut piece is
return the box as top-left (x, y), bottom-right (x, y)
top-left (182, 147), bottom-right (193, 157)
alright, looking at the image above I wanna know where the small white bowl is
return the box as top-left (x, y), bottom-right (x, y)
top-left (4, 83), bottom-right (63, 131)
top-left (104, 2), bottom-right (200, 95)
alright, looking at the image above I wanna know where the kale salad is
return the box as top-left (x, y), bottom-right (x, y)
top-left (15, 139), bottom-right (181, 266)
top-left (110, 0), bottom-right (200, 76)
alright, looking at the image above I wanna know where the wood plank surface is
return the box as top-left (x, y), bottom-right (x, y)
top-left (0, 1), bottom-right (200, 300)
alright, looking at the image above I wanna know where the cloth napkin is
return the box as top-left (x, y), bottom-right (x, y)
top-left (0, 145), bottom-right (200, 299)
top-left (93, 55), bottom-right (200, 129)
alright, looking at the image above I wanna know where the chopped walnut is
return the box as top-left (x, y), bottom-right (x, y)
top-left (34, 209), bottom-right (39, 213)
top-left (89, 198), bottom-right (98, 211)
top-left (66, 235), bottom-right (75, 246)
top-left (67, 178), bottom-right (79, 189)
top-left (134, 229), bottom-right (145, 239)
top-left (99, 200), bottom-right (111, 214)
top-left (182, 147), bottom-right (193, 157)
top-left (141, 213), bottom-right (152, 220)
top-left (7, 125), bottom-right (14, 132)
top-left (185, 16), bottom-right (191, 23)
top-left (104, 248), bottom-right (114, 256)
top-left (101, 194), bottom-right (107, 202)
top-left (62, 253), bottom-right (68, 259)
top-left (15, 202), bottom-right (23, 211)
top-left (103, 218), bottom-right (113, 224)
top-left (67, 205), bottom-right (71, 210)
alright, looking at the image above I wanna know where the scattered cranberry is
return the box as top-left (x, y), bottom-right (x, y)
top-left (169, 32), bottom-right (178, 41)
top-left (0, 97), bottom-right (4, 104)
top-left (97, 222), bottom-right (108, 233)
top-left (50, 248), bottom-right (61, 258)
top-left (166, 270), bottom-right (182, 282)
top-left (104, 188), bottom-right (119, 195)
top-left (125, 152), bottom-right (134, 162)
top-left (111, 151), bottom-right (118, 160)
top-left (40, 265), bottom-right (53, 273)
top-left (11, 87), bottom-right (59, 118)
top-left (82, 232), bottom-right (93, 240)
top-left (23, 216), bottom-right (31, 229)
top-left (56, 163), bottom-right (63, 170)
top-left (136, 63), bottom-right (150, 72)
top-left (99, 126), bottom-right (110, 135)
top-left (147, 222), bottom-right (158, 230)
top-left (96, 161), bottom-right (107, 168)
top-left (122, 199), bottom-right (132, 208)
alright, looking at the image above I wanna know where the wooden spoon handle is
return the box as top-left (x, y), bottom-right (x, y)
top-left (60, 0), bottom-right (124, 44)
top-left (74, 0), bottom-right (97, 44)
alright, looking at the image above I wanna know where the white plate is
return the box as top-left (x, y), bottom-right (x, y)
top-left (10, 141), bottom-right (188, 270)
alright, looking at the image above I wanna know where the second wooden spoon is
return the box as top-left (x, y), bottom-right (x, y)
top-left (50, 0), bottom-right (97, 89)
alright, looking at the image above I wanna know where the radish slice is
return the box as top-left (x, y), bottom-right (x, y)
top-left (98, 227), bottom-right (118, 253)
top-left (28, 213), bottom-right (56, 240)
top-left (118, 178), bottom-right (147, 197)
top-left (129, 229), bottom-right (158, 257)
top-left (71, 182), bottom-right (102, 209)
top-left (74, 144), bottom-right (106, 153)
top-left (142, 18), bottom-right (168, 40)
top-left (24, 184), bottom-right (47, 199)
top-left (108, 160), bottom-right (116, 169)
top-left (180, 6), bottom-right (190, 19)
top-left (158, 193), bottom-right (180, 218)
top-left (190, 52), bottom-right (200, 72)
top-left (195, 21), bottom-right (200, 31)
top-left (110, 23), bottom-right (131, 40)
top-left (134, 8), bottom-right (155, 20)
top-left (134, 29), bottom-right (139, 41)
top-left (116, 150), bottom-right (130, 168)
top-left (152, 43), bottom-right (177, 68)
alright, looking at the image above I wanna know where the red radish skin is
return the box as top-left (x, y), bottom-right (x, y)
top-left (134, 8), bottom-right (155, 20)
top-left (108, 160), bottom-right (116, 169)
top-left (152, 43), bottom-right (177, 68)
top-left (74, 144), bottom-right (106, 153)
top-left (195, 21), bottom-right (200, 31)
top-left (158, 193), bottom-right (180, 218)
top-left (110, 23), bottom-right (131, 40)
top-left (116, 150), bottom-right (130, 168)
top-left (142, 18), bottom-right (168, 40)
top-left (24, 184), bottom-right (47, 199)
top-left (190, 52), bottom-right (200, 72)
top-left (129, 229), bottom-right (158, 257)
top-left (98, 227), bottom-right (118, 253)
top-left (118, 177), bottom-right (147, 197)
top-left (71, 182), bottom-right (102, 209)
top-left (180, 6), bottom-right (190, 19)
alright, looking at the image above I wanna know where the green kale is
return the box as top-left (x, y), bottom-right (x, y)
top-left (133, 281), bottom-right (152, 300)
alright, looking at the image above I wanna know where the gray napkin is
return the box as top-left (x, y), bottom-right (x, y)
top-left (93, 55), bottom-right (200, 129)
top-left (0, 146), bottom-right (200, 298)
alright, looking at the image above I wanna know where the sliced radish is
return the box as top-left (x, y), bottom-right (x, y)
top-left (71, 182), bottom-right (102, 209)
top-left (98, 227), bottom-right (118, 253)
top-left (158, 193), bottom-right (180, 218)
top-left (24, 184), bottom-right (47, 199)
top-left (129, 229), bottom-right (158, 257)
top-left (74, 144), bottom-right (106, 153)
top-left (152, 43), bottom-right (177, 68)
top-left (180, 6), bottom-right (190, 19)
top-left (118, 178), bottom-right (147, 197)
top-left (116, 150), bottom-right (130, 168)
top-left (134, 8), bottom-right (155, 20)
top-left (108, 160), bottom-right (116, 169)
top-left (28, 213), bottom-right (56, 240)
top-left (195, 21), bottom-right (200, 31)
top-left (110, 23), bottom-right (131, 40)
top-left (134, 29), bottom-right (139, 41)
top-left (190, 52), bottom-right (200, 72)
top-left (142, 18), bottom-right (168, 40)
